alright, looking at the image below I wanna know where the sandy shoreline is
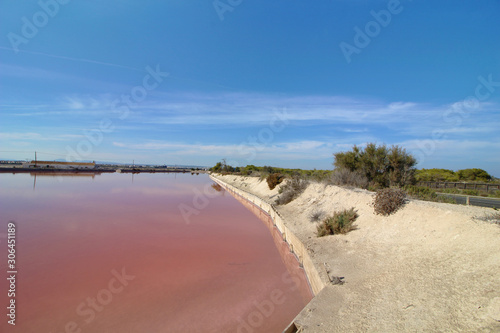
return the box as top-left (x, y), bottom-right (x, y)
top-left (212, 174), bottom-right (500, 332)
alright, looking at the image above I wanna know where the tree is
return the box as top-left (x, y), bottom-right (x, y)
top-left (386, 145), bottom-right (417, 187)
top-left (210, 159), bottom-right (235, 173)
top-left (210, 162), bottom-right (223, 172)
top-left (415, 169), bottom-right (458, 182)
top-left (457, 168), bottom-right (492, 182)
top-left (334, 145), bottom-right (361, 172)
top-left (333, 143), bottom-right (417, 188)
top-left (359, 143), bottom-right (388, 187)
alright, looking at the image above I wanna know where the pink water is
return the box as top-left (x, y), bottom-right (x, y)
top-left (0, 173), bottom-right (312, 332)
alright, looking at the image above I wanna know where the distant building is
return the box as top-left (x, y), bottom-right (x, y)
top-left (22, 161), bottom-right (96, 169)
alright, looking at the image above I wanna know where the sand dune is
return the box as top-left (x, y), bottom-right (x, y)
top-left (213, 174), bottom-right (500, 332)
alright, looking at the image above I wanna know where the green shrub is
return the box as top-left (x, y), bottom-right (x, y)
top-left (317, 208), bottom-right (359, 236)
top-left (334, 143), bottom-right (416, 188)
top-left (457, 168), bottom-right (492, 182)
top-left (266, 173), bottom-right (285, 190)
top-left (275, 176), bottom-right (309, 205)
top-left (415, 168), bottom-right (493, 182)
top-left (373, 188), bottom-right (407, 216)
top-left (415, 168), bottom-right (459, 182)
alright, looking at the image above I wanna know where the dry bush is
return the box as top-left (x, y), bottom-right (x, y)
top-left (308, 208), bottom-right (325, 223)
top-left (373, 188), bottom-right (407, 216)
top-left (317, 208), bottom-right (359, 237)
top-left (275, 176), bottom-right (309, 205)
top-left (329, 168), bottom-right (369, 188)
top-left (475, 212), bottom-right (500, 225)
top-left (266, 173), bottom-right (284, 190)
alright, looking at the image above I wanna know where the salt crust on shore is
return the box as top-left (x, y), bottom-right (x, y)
top-left (215, 174), bottom-right (500, 332)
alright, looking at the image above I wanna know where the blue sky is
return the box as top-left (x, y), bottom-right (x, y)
top-left (1, 0), bottom-right (499, 175)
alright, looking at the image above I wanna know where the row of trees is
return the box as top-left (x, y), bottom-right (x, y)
top-left (211, 143), bottom-right (494, 189)
top-left (210, 161), bottom-right (267, 175)
top-left (415, 168), bottom-right (492, 182)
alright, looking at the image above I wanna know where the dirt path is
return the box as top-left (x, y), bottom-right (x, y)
top-left (214, 175), bottom-right (500, 332)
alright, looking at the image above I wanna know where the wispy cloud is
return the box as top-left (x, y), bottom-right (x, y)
top-left (0, 47), bottom-right (141, 72)
top-left (0, 132), bottom-right (42, 140)
top-left (113, 139), bottom-right (336, 161)
top-left (0, 132), bottom-right (84, 141)
top-left (388, 102), bottom-right (417, 110)
top-left (2, 90), bottom-right (499, 172)
top-left (12, 91), bottom-right (496, 130)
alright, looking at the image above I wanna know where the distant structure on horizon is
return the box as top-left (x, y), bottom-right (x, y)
top-left (22, 160), bottom-right (96, 169)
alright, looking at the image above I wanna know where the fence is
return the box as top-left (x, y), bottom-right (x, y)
top-left (436, 193), bottom-right (500, 209)
top-left (418, 181), bottom-right (500, 192)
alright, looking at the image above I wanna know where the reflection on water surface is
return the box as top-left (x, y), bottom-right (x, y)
top-left (0, 172), bottom-right (311, 332)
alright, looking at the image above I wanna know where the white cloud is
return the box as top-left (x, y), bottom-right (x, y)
top-left (388, 102), bottom-right (417, 110)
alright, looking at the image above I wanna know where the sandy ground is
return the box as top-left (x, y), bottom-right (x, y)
top-left (214, 174), bottom-right (500, 332)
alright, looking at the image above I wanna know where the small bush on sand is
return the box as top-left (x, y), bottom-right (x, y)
top-left (266, 173), bottom-right (285, 190)
top-left (275, 176), bottom-right (309, 205)
top-left (317, 208), bottom-right (359, 236)
top-left (309, 208), bottom-right (325, 223)
top-left (373, 188), bottom-right (407, 216)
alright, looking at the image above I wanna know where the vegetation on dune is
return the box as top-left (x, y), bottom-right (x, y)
top-left (266, 173), bottom-right (285, 190)
top-left (373, 188), bottom-right (407, 216)
top-left (275, 175), bottom-right (309, 205)
top-left (317, 208), bottom-right (359, 237)
top-left (209, 143), bottom-right (497, 210)
top-left (333, 143), bottom-right (417, 189)
top-left (328, 168), bottom-right (368, 188)
top-left (309, 208), bottom-right (325, 223)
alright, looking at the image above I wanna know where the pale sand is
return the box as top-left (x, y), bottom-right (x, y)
top-left (214, 174), bottom-right (500, 332)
